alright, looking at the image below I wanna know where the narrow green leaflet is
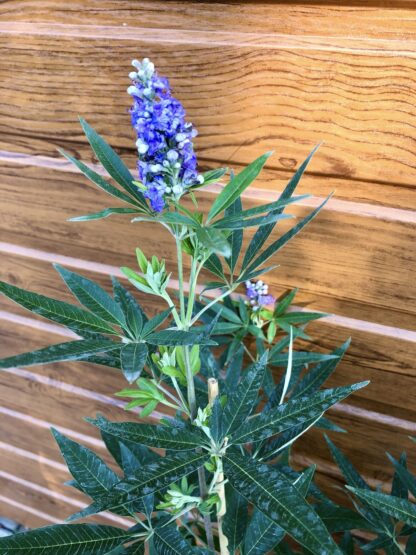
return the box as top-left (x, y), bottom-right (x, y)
top-left (121, 343), bottom-right (148, 383)
top-left (315, 504), bottom-right (372, 533)
top-left (146, 329), bottom-right (217, 346)
top-left (79, 117), bottom-right (147, 208)
top-left (69, 451), bottom-right (208, 520)
top-left (153, 524), bottom-right (203, 555)
top-left (213, 212), bottom-right (292, 230)
top-left (70, 208), bottom-right (139, 222)
top-left (224, 196), bottom-right (243, 273)
top-left (241, 146), bottom-right (320, 269)
top-left (291, 339), bottom-right (350, 398)
top-left (60, 149), bottom-right (141, 207)
top-left (195, 226), bottom-right (231, 258)
top-left (348, 487), bottom-right (416, 528)
top-left (0, 338), bottom-right (119, 369)
top-left (207, 152), bottom-right (272, 221)
top-left (52, 429), bottom-right (119, 499)
top-left (388, 452), bottom-right (415, 498)
top-left (269, 351), bottom-right (337, 367)
top-left (242, 508), bottom-right (285, 555)
top-left (223, 485), bottom-right (248, 553)
top-left (89, 416), bottom-right (207, 450)
top-left (224, 453), bottom-right (341, 554)
top-left (222, 353), bottom-right (267, 438)
top-left (141, 309), bottom-right (172, 337)
top-left (230, 381), bottom-right (368, 444)
top-left (0, 524), bottom-right (130, 554)
top-left (0, 281), bottom-right (116, 334)
top-left (55, 265), bottom-right (126, 327)
top-left (112, 277), bottom-right (146, 338)
top-left (242, 194), bottom-right (331, 279)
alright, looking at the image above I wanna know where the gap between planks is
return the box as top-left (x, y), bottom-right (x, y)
top-left (0, 150), bottom-right (414, 224)
top-left (0, 21), bottom-right (416, 59)
top-left (1, 242), bottom-right (415, 342)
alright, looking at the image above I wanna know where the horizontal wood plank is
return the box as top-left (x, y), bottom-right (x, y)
top-left (0, 27), bottom-right (414, 196)
top-left (0, 163), bottom-right (414, 329)
top-left (0, 2), bottom-right (414, 39)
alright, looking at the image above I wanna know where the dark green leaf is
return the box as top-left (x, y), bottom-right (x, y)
top-left (242, 508), bottom-right (285, 555)
top-left (243, 194), bottom-right (331, 278)
top-left (112, 278), bottom-right (146, 339)
top-left (79, 117), bottom-right (147, 208)
top-left (0, 338), bottom-right (119, 369)
top-left (69, 207), bottom-right (139, 222)
top-left (208, 152), bottom-right (272, 222)
top-left (224, 453), bottom-right (341, 554)
top-left (388, 452), bottom-right (414, 499)
top-left (222, 353), bottom-right (267, 438)
top-left (231, 381), bottom-right (368, 444)
top-left (153, 524), bottom-right (202, 554)
top-left (69, 451), bottom-right (208, 520)
top-left (0, 523), bottom-right (130, 554)
top-left (241, 146), bottom-right (319, 269)
top-left (0, 281), bottom-right (116, 334)
top-left (60, 149), bottom-right (141, 207)
top-left (315, 504), bottom-right (373, 533)
top-left (141, 309), bottom-right (172, 337)
top-left (121, 343), bottom-right (148, 383)
top-left (224, 196), bottom-right (243, 274)
top-left (291, 339), bottom-right (350, 398)
top-left (213, 212), bottom-right (291, 230)
top-left (223, 485), bottom-right (248, 553)
top-left (55, 265), bottom-right (125, 326)
top-left (146, 329), bottom-right (217, 346)
top-left (348, 487), bottom-right (416, 527)
top-left (52, 429), bottom-right (119, 498)
top-left (89, 416), bottom-right (206, 450)
top-left (196, 226), bottom-right (231, 258)
top-left (203, 254), bottom-right (225, 280)
top-left (269, 351), bottom-right (337, 367)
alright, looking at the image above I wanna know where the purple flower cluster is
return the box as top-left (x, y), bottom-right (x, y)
top-left (127, 58), bottom-right (203, 212)
top-left (245, 280), bottom-right (275, 311)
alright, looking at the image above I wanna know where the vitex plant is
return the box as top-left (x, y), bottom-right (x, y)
top-left (0, 57), bottom-right (407, 555)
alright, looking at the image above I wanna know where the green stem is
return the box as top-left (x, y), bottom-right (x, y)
top-left (190, 287), bottom-right (235, 326)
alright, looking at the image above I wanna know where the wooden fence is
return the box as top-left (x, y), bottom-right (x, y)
top-left (0, 1), bottom-right (415, 527)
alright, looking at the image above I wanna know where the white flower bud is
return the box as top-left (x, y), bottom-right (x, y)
top-left (172, 185), bottom-right (183, 196)
top-left (175, 133), bottom-right (187, 142)
top-left (129, 71), bottom-right (138, 80)
top-left (127, 85), bottom-right (139, 96)
top-left (197, 175), bottom-right (204, 184)
top-left (136, 140), bottom-right (149, 154)
top-left (131, 59), bottom-right (141, 68)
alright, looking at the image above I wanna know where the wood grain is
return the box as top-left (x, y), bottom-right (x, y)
top-left (0, 163), bottom-right (414, 329)
top-left (0, 2), bottom-right (414, 39)
top-left (0, 27), bottom-right (414, 194)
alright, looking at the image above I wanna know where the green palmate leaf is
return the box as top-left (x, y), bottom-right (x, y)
top-left (269, 351), bottom-right (337, 367)
top-left (89, 416), bottom-right (207, 451)
top-left (196, 226), bottom-right (231, 258)
top-left (0, 523), bottom-right (130, 554)
top-left (0, 281), bottom-right (116, 334)
top-left (348, 487), bottom-right (416, 527)
top-left (79, 117), bottom-right (147, 209)
top-left (274, 288), bottom-right (298, 316)
top-left (222, 353), bottom-right (268, 439)
top-left (223, 485), bottom-right (248, 553)
top-left (153, 524), bottom-right (202, 555)
top-left (231, 381), bottom-right (368, 444)
top-left (60, 149), bottom-right (141, 208)
top-left (112, 278), bottom-right (146, 338)
top-left (224, 196), bottom-right (243, 274)
top-left (291, 339), bottom-right (351, 398)
top-left (120, 343), bottom-right (148, 383)
top-left (55, 265), bottom-right (125, 327)
top-left (242, 194), bottom-right (331, 279)
top-left (0, 338), bottom-right (119, 369)
top-left (145, 329), bottom-right (217, 346)
top-left (69, 208), bottom-right (139, 222)
top-left (52, 429), bottom-right (119, 499)
top-left (207, 152), bottom-right (272, 222)
top-left (219, 194), bottom-right (310, 223)
top-left (69, 451), bottom-right (208, 520)
top-left (224, 453), bottom-right (341, 554)
top-left (101, 429), bottom-right (159, 471)
top-left (241, 146), bottom-right (320, 269)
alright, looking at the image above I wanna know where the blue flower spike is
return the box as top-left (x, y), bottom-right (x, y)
top-left (128, 58), bottom-right (204, 212)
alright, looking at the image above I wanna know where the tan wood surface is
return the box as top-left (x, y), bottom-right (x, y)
top-left (0, 0), bottom-right (415, 529)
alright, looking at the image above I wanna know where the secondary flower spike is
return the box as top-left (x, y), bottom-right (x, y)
top-left (128, 58), bottom-right (203, 212)
top-left (245, 280), bottom-right (275, 311)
